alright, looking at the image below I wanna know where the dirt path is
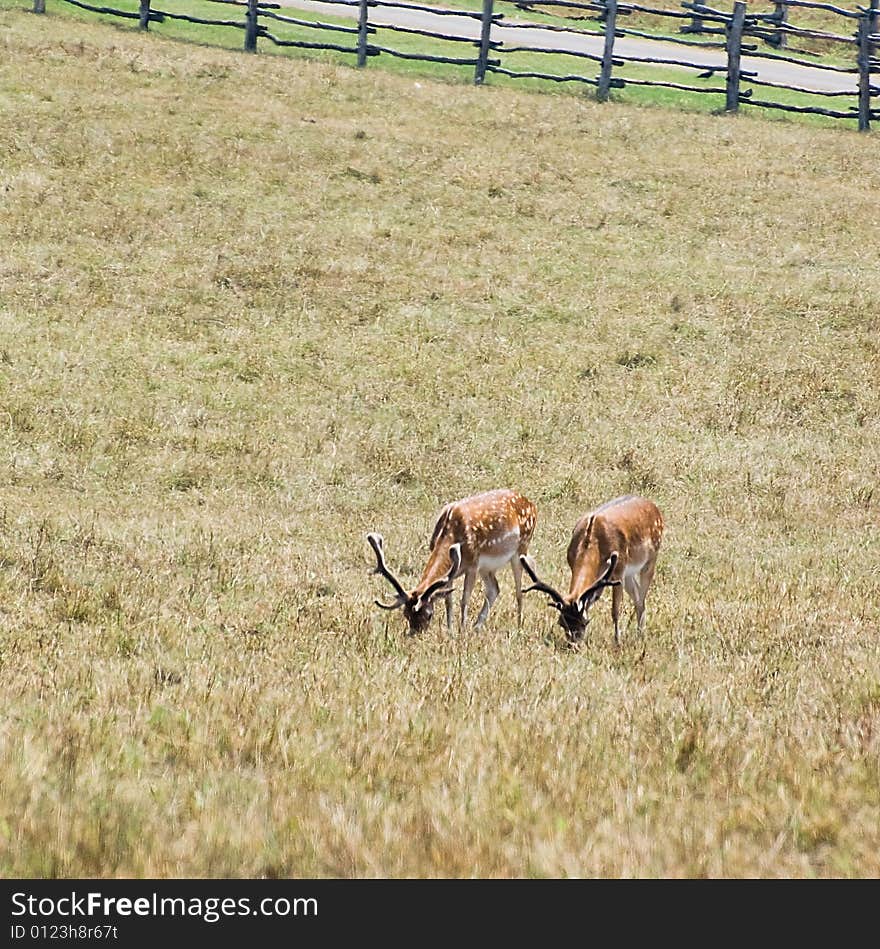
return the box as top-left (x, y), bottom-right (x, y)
top-left (277, 0), bottom-right (859, 94)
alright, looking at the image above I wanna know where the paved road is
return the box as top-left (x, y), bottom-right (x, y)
top-left (278, 0), bottom-right (859, 94)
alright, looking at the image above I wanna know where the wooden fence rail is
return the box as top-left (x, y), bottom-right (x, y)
top-left (32, 0), bottom-right (878, 130)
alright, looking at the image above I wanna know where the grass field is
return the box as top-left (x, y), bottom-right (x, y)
top-left (1, 2), bottom-right (879, 878)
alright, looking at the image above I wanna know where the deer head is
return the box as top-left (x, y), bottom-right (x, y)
top-left (367, 532), bottom-right (462, 635)
top-left (520, 552), bottom-right (620, 642)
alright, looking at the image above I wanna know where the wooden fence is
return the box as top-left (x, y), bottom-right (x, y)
top-left (33, 0), bottom-right (880, 130)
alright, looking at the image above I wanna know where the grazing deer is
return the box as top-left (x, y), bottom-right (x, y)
top-left (520, 495), bottom-right (663, 644)
top-left (367, 489), bottom-right (538, 634)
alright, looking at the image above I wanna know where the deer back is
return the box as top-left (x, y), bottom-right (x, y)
top-left (566, 495), bottom-right (663, 600)
top-left (415, 490), bottom-right (536, 596)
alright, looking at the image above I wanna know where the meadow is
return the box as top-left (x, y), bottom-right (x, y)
top-left (0, 1), bottom-right (878, 877)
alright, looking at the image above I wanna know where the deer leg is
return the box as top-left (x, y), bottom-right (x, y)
top-left (459, 568), bottom-right (477, 632)
top-left (635, 560), bottom-right (656, 635)
top-left (624, 575), bottom-right (642, 638)
top-left (444, 590), bottom-right (455, 633)
top-left (475, 571), bottom-right (500, 630)
top-left (611, 583), bottom-right (623, 645)
top-left (511, 555), bottom-right (524, 628)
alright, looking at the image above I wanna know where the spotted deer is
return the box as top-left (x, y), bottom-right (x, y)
top-left (367, 489), bottom-right (538, 634)
top-left (521, 495), bottom-right (663, 644)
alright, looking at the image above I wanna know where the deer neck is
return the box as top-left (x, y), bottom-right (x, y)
top-left (567, 543), bottom-right (605, 605)
top-left (413, 538), bottom-right (459, 599)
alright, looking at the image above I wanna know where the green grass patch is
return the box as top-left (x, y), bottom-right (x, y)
top-left (22, 0), bottom-right (870, 131)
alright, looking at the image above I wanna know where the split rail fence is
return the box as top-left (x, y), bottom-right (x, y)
top-left (33, 0), bottom-right (880, 129)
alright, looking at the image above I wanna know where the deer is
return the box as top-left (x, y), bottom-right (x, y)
top-left (520, 495), bottom-right (663, 645)
top-left (367, 489), bottom-right (538, 635)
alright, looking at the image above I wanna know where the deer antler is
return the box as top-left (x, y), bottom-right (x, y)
top-left (414, 543), bottom-right (462, 610)
top-left (520, 555), bottom-right (565, 610)
top-left (576, 552), bottom-right (621, 612)
top-left (367, 533), bottom-right (409, 609)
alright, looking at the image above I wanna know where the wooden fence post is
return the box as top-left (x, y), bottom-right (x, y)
top-left (725, 1), bottom-right (746, 113)
top-left (685, 6), bottom-right (704, 37)
top-left (357, 0), bottom-right (370, 67)
top-left (857, 14), bottom-right (872, 131)
top-left (139, 0), bottom-right (151, 30)
top-left (597, 0), bottom-right (618, 102)
top-left (771, 2), bottom-right (788, 49)
top-left (869, 0), bottom-right (878, 58)
top-left (244, 0), bottom-right (259, 52)
top-left (474, 0), bottom-right (494, 85)
top-left (33, 0), bottom-right (46, 13)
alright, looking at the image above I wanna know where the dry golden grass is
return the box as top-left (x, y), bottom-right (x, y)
top-left (0, 3), bottom-right (878, 878)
